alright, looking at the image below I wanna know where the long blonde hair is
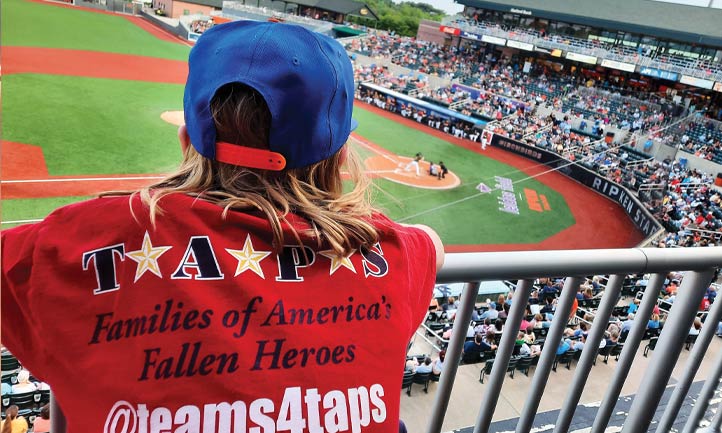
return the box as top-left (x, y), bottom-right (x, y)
top-left (136, 83), bottom-right (379, 256)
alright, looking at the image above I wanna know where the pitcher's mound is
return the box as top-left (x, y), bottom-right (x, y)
top-left (365, 155), bottom-right (460, 189)
top-left (161, 110), bottom-right (184, 126)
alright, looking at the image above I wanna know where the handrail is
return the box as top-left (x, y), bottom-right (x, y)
top-left (437, 247), bottom-right (721, 283)
top-left (427, 247), bottom-right (722, 433)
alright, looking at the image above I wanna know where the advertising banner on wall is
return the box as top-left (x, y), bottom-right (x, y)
top-left (490, 134), bottom-right (660, 237)
top-left (439, 25), bottom-right (460, 36)
top-left (566, 52), bottom-right (598, 64)
top-left (460, 31), bottom-right (481, 41)
top-left (639, 67), bottom-right (679, 81)
top-left (481, 35), bottom-right (506, 45)
top-left (600, 59), bottom-right (636, 72)
top-left (507, 40), bottom-right (534, 51)
top-left (680, 75), bottom-right (715, 90)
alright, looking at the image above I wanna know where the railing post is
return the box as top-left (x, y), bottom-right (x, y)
top-left (554, 274), bottom-right (624, 433)
top-left (658, 291), bottom-right (722, 433)
top-left (621, 270), bottom-right (714, 433)
top-left (710, 397), bottom-right (722, 432)
top-left (473, 279), bottom-right (534, 433)
top-left (515, 277), bottom-right (581, 433)
top-left (425, 281), bottom-right (480, 433)
top-left (591, 273), bottom-right (666, 433)
top-left (50, 394), bottom-right (67, 433)
top-left (680, 337), bottom-right (722, 433)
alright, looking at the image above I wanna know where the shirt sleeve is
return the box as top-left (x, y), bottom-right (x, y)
top-left (400, 225), bottom-right (437, 341)
top-left (1, 221), bottom-right (52, 375)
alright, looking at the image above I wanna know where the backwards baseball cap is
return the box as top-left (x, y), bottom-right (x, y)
top-left (183, 20), bottom-right (357, 171)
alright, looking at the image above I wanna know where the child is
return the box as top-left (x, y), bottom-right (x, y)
top-left (1, 21), bottom-right (444, 432)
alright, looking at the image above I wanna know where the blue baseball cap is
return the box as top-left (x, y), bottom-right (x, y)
top-left (183, 20), bottom-right (357, 171)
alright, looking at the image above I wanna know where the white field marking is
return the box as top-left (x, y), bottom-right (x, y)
top-left (398, 192), bottom-right (485, 222)
top-left (1, 176), bottom-right (164, 184)
top-left (394, 140), bottom-right (630, 222)
top-left (349, 135), bottom-right (400, 164)
top-left (341, 170), bottom-right (399, 175)
top-left (1, 219), bottom-right (44, 225)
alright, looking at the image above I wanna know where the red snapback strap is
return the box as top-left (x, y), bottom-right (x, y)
top-left (215, 141), bottom-right (286, 171)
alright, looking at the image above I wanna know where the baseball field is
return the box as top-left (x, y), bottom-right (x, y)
top-left (0, 0), bottom-right (645, 251)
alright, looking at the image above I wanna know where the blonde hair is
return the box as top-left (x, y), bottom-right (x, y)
top-left (134, 83), bottom-right (379, 256)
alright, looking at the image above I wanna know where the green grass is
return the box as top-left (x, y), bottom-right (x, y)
top-left (2, 74), bottom-right (184, 175)
top-left (0, 1), bottom-right (576, 245)
top-left (352, 107), bottom-right (575, 244)
top-left (1, 196), bottom-right (92, 229)
top-left (1, 94), bottom-right (575, 244)
top-left (2, 0), bottom-right (190, 60)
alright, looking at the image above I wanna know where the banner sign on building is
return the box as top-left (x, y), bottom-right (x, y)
top-left (600, 59), bottom-right (636, 72)
top-left (506, 40), bottom-right (534, 51)
top-left (481, 35), bottom-right (506, 45)
top-left (460, 31), bottom-right (481, 41)
top-left (510, 7), bottom-right (532, 15)
top-left (551, 49), bottom-right (563, 57)
top-left (566, 52), bottom-right (598, 64)
top-left (439, 25), bottom-right (460, 36)
top-left (680, 75), bottom-right (715, 90)
top-left (490, 135), bottom-right (660, 237)
top-left (639, 67), bottom-right (679, 81)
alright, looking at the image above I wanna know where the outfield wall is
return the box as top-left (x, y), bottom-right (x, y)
top-left (139, 10), bottom-right (189, 39)
top-left (490, 134), bottom-right (662, 238)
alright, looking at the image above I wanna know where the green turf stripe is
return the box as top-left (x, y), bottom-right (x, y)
top-left (2, 0), bottom-right (190, 60)
top-left (1, 196), bottom-right (92, 229)
top-left (2, 74), bottom-right (184, 175)
top-left (352, 107), bottom-right (576, 244)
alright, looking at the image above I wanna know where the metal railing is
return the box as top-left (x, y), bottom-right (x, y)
top-left (428, 247), bottom-right (722, 433)
top-left (49, 247), bottom-right (722, 433)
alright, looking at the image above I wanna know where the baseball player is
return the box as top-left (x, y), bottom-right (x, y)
top-left (1, 21), bottom-right (444, 432)
top-left (403, 152), bottom-right (424, 176)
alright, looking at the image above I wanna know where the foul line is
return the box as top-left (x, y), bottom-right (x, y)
top-left (2, 172), bottom-right (402, 185)
top-left (2, 218), bottom-right (43, 225)
top-left (398, 139), bottom-right (627, 223)
top-left (350, 135), bottom-right (400, 165)
top-left (1, 176), bottom-right (164, 184)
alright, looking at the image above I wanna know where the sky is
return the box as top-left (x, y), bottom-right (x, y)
top-left (391, 0), bottom-right (464, 16)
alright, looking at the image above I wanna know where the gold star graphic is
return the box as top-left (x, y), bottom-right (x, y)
top-left (125, 231), bottom-right (172, 282)
top-left (226, 234), bottom-right (272, 278)
top-left (319, 250), bottom-right (356, 275)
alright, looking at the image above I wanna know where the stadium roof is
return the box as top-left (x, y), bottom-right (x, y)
top-left (184, 0), bottom-right (378, 20)
top-left (186, 0), bottom-right (223, 8)
top-left (288, 0), bottom-right (379, 20)
top-left (455, 0), bottom-right (722, 47)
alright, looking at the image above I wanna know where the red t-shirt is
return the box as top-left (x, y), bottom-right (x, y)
top-left (2, 193), bottom-right (436, 433)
